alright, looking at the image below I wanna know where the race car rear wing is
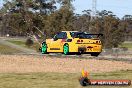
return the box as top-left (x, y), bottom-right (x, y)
top-left (85, 33), bottom-right (103, 38)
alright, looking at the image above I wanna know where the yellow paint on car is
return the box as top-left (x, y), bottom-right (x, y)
top-left (42, 31), bottom-right (103, 55)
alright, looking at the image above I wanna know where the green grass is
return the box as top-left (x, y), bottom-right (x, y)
top-left (120, 42), bottom-right (132, 48)
top-left (0, 70), bottom-right (131, 88)
top-left (0, 44), bottom-right (22, 54)
top-left (7, 40), bottom-right (40, 52)
top-left (7, 40), bottom-right (25, 47)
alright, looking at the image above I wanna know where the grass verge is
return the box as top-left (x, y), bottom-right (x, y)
top-left (7, 40), bottom-right (25, 47)
top-left (0, 44), bottom-right (22, 54)
top-left (120, 42), bottom-right (132, 49)
top-left (0, 70), bottom-right (131, 88)
top-left (7, 40), bottom-right (40, 52)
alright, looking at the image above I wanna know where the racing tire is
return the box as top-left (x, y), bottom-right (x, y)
top-left (63, 44), bottom-right (69, 55)
top-left (41, 42), bottom-right (48, 54)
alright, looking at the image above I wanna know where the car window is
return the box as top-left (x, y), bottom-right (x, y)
top-left (55, 32), bottom-right (67, 39)
top-left (70, 32), bottom-right (93, 39)
top-left (86, 35), bottom-right (92, 38)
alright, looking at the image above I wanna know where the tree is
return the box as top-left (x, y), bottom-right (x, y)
top-left (43, 0), bottom-right (75, 37)
top-left (122, 15), bottom-right (132, 41)
top-left (92, 10), bottom-right (125, 48)
top-left (0, 0), bottom-right (57, 36)
top-left (0, 1), bottom-right (128, 49)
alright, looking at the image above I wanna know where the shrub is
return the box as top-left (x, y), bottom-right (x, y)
top-left (25, 38), bottom-right (34, 47)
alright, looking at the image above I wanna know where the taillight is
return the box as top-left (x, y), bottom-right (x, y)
top-left (81, 40), bottom-right (83, 42)
top-left (77, 40), bottom-right (80, 42)
top-left (96, 41), bottom-right (101, 44)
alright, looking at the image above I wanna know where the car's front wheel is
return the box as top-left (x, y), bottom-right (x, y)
top-left (63, 44), bottom-right (69, 55)
top-left (41, 43), bottom-right (47, 54)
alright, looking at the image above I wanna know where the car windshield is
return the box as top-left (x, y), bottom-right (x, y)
top-left (70, 32), bottom-right (93, 39)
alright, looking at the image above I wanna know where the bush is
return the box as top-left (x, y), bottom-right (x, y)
top-left (25, 38), bottom-right (34, 47)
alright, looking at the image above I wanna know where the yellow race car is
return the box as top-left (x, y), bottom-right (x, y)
top-left (41, 31), bottom-right (103, 56)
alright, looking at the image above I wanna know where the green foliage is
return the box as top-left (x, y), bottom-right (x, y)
top-left (89, 10), bottom-right (126, 48)
top-left (0, 0), bottom-right (131, 48)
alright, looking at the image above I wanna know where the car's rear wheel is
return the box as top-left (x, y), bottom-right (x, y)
top-left (91, 53), bottom-right (100, 57)
top-left (41, 43), bottom-right (47, 54)
top-left (63, 44), bottom-right (69, 55)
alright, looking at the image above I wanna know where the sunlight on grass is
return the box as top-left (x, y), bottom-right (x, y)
top-left (7, 40), bottom-right (40, 52)
top-left (0, 70), bottom-right (131, 88)
top-left (0, 44), bottom-right (22, 54)
top-left (120, 43), bottom-right (132, 48)
top-left (7, 40), bottom-right (25, 46)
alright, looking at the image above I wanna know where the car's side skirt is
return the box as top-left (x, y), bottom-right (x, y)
top-left (50, 48), bottom-right (60, 50)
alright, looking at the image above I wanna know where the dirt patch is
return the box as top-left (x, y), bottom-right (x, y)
top-left (0, 55), bottom-right (132, 73)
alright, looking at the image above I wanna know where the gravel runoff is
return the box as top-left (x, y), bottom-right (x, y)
top-left (0, 55), bottom-right (132, 73)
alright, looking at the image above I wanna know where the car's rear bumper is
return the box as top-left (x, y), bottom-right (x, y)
top-left (69, 44), bottom-right (102, 53)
